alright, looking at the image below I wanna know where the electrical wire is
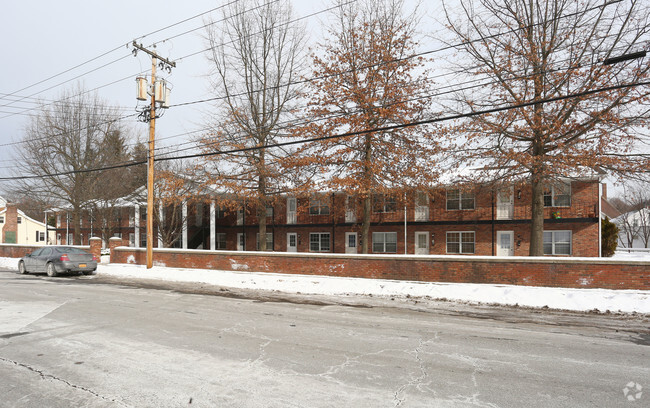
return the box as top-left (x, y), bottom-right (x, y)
top-left (2, 78), bottom-right (647, 182)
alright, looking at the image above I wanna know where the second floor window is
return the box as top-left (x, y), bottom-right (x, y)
top-left (309, 197), bottom-right (330, 215)
top-left (447, 189), bottom-right (475, 210)
top-left (373, 194), bottom-right (397, 213)
top-left (544, 182), bottom-right (571, 207)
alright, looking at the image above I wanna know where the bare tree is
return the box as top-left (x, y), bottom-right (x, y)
top-left (198, 0), bottom-right (306, 250)
top-left (615, 185), bottom-right (650, 248)
top-left (443, 0), bottom-right (650, 255)
top-left (15, 85), bottom-right (131, 244)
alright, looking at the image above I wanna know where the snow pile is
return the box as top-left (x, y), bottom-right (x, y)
top-left (2, 256), bottom-right (648, 314)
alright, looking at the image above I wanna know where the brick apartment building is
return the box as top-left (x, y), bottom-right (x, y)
top-left (51, 177), bottom-right (608, 257)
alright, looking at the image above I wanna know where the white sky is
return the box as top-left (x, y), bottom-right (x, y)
top-left (0, 1), bottom-right (642, 198)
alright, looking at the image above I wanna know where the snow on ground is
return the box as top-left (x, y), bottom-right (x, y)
top-left (2, 256), bottom-right (648, 314)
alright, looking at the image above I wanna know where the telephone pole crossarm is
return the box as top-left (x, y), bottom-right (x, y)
top-left (132, 41), bottom-right (176, 68)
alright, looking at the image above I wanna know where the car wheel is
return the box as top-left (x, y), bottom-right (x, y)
top-left (46, 263), bottom-right (57, 277)
top-left (18, 261), bottom-right (28, 274)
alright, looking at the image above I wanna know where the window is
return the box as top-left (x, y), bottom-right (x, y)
top-left (287, 198), bottom-right (297, 224)
top-left (543, 230), bottom-right (572, 255)
top-left (544, 182), bottom-right (571, 207)
top-left (309, 197), bottom-right (330, 215)
top-left (256, 233), bottom-right (274, 251)
top-left (415, 192), bottom-right (429, 221)
top-left (140, 209), bottom-right (147, 221)
top-left (216, 233), bottom-right (227, 250)
top-left (56, 215), bottom-right (61, 227)
top-left (446, 189), bottom-right (475, 210)
top-left (39, 232), bottom-right (45, 242)
top-left (310, 233), bottom-right (330, 252)
top-left (0, 216), bottom-right (4, 223)
top-left (373, 194), bottom-right (397, 213)
top-left (372, 232), bottom-right (397, 253)
top-left (446, 231), bottom-right (475, 254)
top-left (17, 217), bottom-right (22, 224)
top-left (140, 233), bottom-right (147, 248)
top-left (266, 206), bottom-right (274, 218)
top-left (216, 206), bottom-right (226, 218)
top-left (113, 232), bottom-right (122, 238)
top-left (129, 233), bottom-right (136, 247)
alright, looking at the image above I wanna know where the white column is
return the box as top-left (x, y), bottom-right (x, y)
top-left (158, 202), bottom-right (164, 248)
top-left (210, 201), bottom-right (216, 251)
top-left (134, 205), bottom-right (140, 248)
top-left (182, 201), bottom-right (188, 249)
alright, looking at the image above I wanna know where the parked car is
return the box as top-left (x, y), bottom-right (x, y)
top-left (18, 246), bottom-right (98, 277)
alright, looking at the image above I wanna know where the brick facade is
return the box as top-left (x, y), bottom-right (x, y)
top-left (52, 179), bottom-right (603, 257)
top-left (110, 248), bottom-right (650, 290)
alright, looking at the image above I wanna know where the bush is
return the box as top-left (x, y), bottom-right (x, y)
top-left (601, 216), bottom-right (618, 257)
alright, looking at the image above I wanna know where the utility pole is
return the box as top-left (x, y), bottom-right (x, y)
top-left (132, 41), bottom-right (175, 269)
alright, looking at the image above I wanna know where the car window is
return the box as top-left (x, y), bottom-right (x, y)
top-left (62, 247), bottom-right (89, 254)
top-left (31, 248), bottom-right (43, 256)
top-left (41, 248), bottom-right (52, 256)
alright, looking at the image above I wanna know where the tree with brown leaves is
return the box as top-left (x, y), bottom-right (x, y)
top-left (293, 0), bottom-right (442, 253)
top-left (443, 0), bottom-right (650, 255)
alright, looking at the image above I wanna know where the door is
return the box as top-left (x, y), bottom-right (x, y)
top-left (237, 233), bottom-right (246, 251)
top-left (497, 187), bottom-right (514, 220)
top-left (415, 232), bottom-right (429, 255)
top-left (496, 231), bottom-right (514, 256)
top-left (345, 232), bottom-right (358, 254)
top-left (287, 233), bottom-right (297, 252)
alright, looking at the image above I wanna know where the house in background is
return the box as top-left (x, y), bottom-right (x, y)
top-left (614, 207), bottom-right (650, 249)
top-left (0, 196), bottom-right (48, 245)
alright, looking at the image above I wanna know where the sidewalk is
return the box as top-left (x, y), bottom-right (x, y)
top-left (1, 256), bottom-right (648, 314)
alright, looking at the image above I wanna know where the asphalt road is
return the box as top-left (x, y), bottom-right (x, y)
top-left (0, 268), bottom-right (648, 408)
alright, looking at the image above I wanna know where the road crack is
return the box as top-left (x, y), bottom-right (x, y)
top-left (0, 356), bottom-right (132, 407)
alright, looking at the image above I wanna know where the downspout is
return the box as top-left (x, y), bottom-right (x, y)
top-left (598, 181), bottom-right (602, 257)
top-left (491, 190), bottom-right (495, 256)
top-left (404, 193), bottom-right (408, 255)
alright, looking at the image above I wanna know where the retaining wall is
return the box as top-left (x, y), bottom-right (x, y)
top-left (111, 247), bottom-right (650, 291)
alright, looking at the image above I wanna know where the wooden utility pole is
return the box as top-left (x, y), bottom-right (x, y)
top-left (132, 41), bottom-right (175, 269)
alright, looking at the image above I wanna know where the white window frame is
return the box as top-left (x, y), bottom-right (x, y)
top-left (0, 216), bottom-right (4, 223)
top-left (543, 230), bottom-right (572, 255)
top-left (373, 194), bottom-right (397, 213)
top-left (544, 182), bottom-right (571, 207)
top-left (372, 232), bottom-right (398, 253)
top-left (309, 197), bottom-right (330, 215)
top-left (446, 231), bottom-right (475, 254)
top-left (256, 232), bottom-right (274, 251)
top-left (215, 233), bottom-right (227, 250)
top-left (287, 197), bottom-right (297, 224)
top-left (446, 189), bottom-right (475, 210)
top-left (309, 232), bottom-right (330, 252)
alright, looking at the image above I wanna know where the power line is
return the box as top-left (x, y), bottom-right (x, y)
top-left (2, 79), bottom-right (647, 182)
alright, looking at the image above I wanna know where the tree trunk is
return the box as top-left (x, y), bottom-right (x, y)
top-left (72, 207), bottom-right (82, 245)
top-left (361, 195), bottom-right (371, 254)
top-left (529, 177), bottom-right (545, 256)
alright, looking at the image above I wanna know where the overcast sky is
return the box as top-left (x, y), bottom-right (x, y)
top-left (0, 1), bottom-right (640, 197)
top-left (0, 0), bottom-right (383, 190)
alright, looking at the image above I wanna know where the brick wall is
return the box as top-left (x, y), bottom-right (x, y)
top-left (3, 204), bottom-right (18, 243)
top-left (111, 247), bottom-right (649, 290)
